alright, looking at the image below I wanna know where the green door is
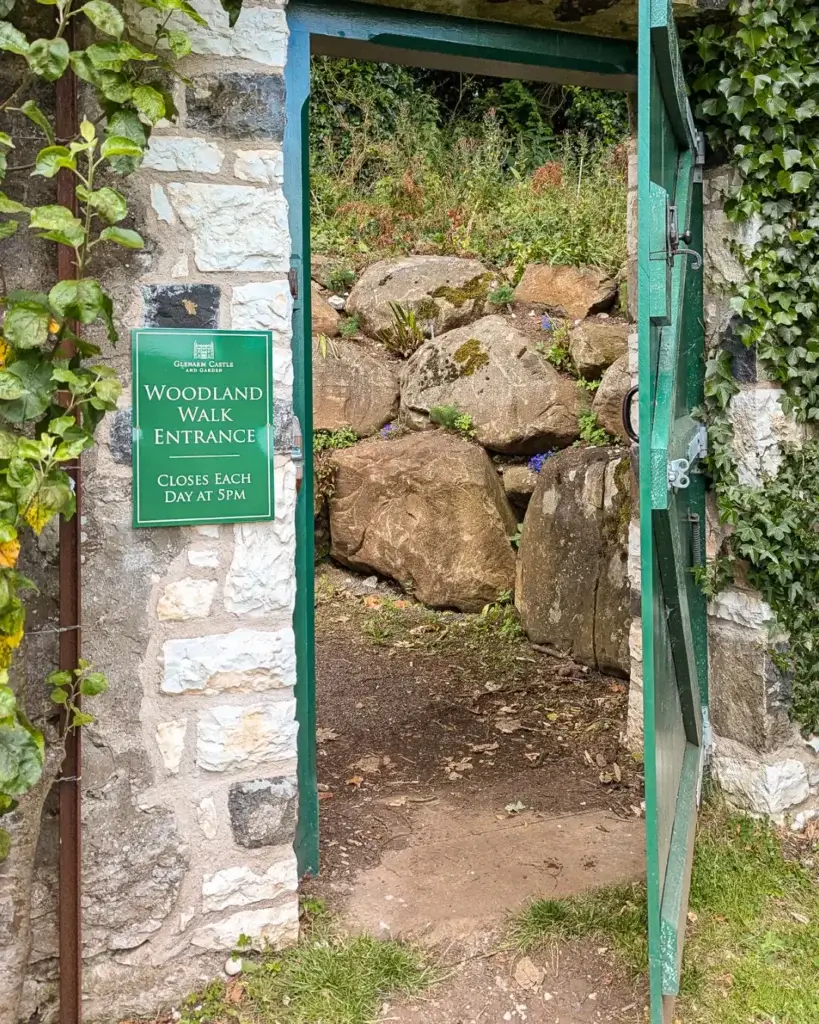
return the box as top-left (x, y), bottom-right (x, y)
top-left (638, 0), bottom-right (708, 1020)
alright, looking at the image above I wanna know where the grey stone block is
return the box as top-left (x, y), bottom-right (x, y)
top-left (142, 284), bottom-right (220, 330)
top-left (109, 407), bottom-right (132, 465)
top-left (228, 776), bottom-right (298, 849)
top-left (186, 73), bottom-right (286, 140)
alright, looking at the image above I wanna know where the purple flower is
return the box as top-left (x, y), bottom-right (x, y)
top-left (528, 451), bottom-right (555, 474)
top-left (381, 423), bottom-right (397, 439)
top-left (541, 315), bottom-right (553, 331)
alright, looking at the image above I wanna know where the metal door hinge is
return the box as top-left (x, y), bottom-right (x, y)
top-left (668, 458), bottom-right (691, 490)
top-left (693, 131), bottom-right (706, 182)
top-left (667, 203), bottom-right (702, 270)
top-left (291, 414), bottom-right (304, 492)
top-left (687, 424), bottom-right (708, 463)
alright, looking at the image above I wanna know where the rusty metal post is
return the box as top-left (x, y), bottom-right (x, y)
top-left (55, 21), bottom-right (83, 1024)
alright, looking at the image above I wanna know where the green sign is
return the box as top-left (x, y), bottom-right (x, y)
top-left (132, 329), bottom-right (275, 528)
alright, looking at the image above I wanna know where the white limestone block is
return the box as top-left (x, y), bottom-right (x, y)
top-left (162, 627), bottom-right (296, 694)
top-left (188, 548), bottom-right (220, 569)
top-left (156, 578), bottom-right (217, 621)
top-left (155, 719), bottom-right (187, 774)
top-left (129, 0), bottom-right (288, 68)
top-left (729, 386), bottom-right (808, 488)
top-left (231, 280), bottom-right (291, 333)
top-left (202, 853), bottom-right (298, 912)
top-left (150, 183), bottom-right (175, 224)
top-left (143, 136), bottom-right (224, 174)
top-left (709, 587), bottom-right (777, 631)
top-left (234, 149), bottom-right (284, 185)
top-left (167, 184), bottom-right (289, 272)
top-left (224, 521), bottom-right (295, 617)
top-left (196, 701), bottom-right (298, 772)
top-left (712, 752), bottom-right (810, 816)
top-left (190, 901), bottom-right (299, 951)
top-left (196, 797), bottom-right (219, 840)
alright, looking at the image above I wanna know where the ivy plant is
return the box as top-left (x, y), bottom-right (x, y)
top-left (688, 0), bottom-right (819, 731)
top-left (0, 0), bottom-right (243, 861)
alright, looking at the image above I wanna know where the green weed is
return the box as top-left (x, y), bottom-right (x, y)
top-left (313, 426), bottom-right (359, 454)
top-left (377, 302), bottom-right (426, 357)
top-left (339, 312), bottom-right (362, 338)
top-left (488, 282), bottom-right (515, 306)
top-left (578, 410), bottom-right (614, 446)
top-left (429, 404), bottom-right (476, 439)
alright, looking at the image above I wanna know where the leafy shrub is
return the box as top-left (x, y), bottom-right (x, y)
top-left (339, 313), bottom-right (361, 338)
top-left (488, 282), bottom-right (515, 306)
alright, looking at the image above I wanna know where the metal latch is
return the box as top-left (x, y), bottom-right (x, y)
top-left (291, 414), bottom-right (304, 492)
top-left (668, 458), bottom-right (691, 490)
top-left (687, 424), bottom-right (708, 463)
top-left (693, 131), bottom-right (706, 182)
top-left (667, 203), bottom-right (702, 270)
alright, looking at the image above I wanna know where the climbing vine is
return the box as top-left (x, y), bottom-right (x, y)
top-left (0, 0), bottom-right (242, 860)
top-left (688, 0), bottom-right (819, 731)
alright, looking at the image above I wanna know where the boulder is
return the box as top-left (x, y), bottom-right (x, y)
top-left (568, 320), bottom-right (629, 379)
top-left (516, 446), bottom-right (630, 675)
top-left (514, 265), bottom-right (617, 320)
top-left (346, 256), bottom-right (494, 339)
top-left (399, 316), bottom-right (581, 454)
top-left (313, 339), bottom-right (399, 437)
top-left (312, 282), bottom-right (341, 336)
top-left (502, 464), bottom-right (539, 509)
top-left (328, 432), bottom-right (517, 612)
top-left (592, 355), bottom-right (631, 441)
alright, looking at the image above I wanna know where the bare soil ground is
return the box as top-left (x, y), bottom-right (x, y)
top-left (304, 563), bottom-right (648, 1022)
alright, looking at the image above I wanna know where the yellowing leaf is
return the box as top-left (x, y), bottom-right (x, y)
top-left (22, 501), bottom-right (55, 536)
top-left (0, 538), bottom-right (20, 568)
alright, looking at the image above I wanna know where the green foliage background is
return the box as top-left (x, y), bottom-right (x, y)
top-left (309, 58), bottom-right (630, 273)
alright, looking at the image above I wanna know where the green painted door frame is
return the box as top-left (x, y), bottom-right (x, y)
top-left (285, 0), bottom-right (637, 880)
top-left (285, 4), bottom-right (706, 1016)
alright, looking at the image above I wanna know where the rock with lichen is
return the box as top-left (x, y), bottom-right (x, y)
top-left (346, 255), bottom-right (495, 341)
top-left (399, 315), bottom-right (581, 453)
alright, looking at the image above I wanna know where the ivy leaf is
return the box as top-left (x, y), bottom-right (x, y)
top-left (0, 221), bottom-right (17, 239)
top-left (218, 0), bottom-right (243, 27)
top-left (32, 145), bottom-right (76, 178)
top-left (165, 30), bottom-right (192, 57)
top-left (100, 135), bottom-right (144, 160)
top-left (99, 226), bottom-right (144, 249)
top-left (0, 373), bottom-right (25, 401)
top-left (79, 672), bottom-right (108, 696)
top-left (78, 186), bottom-right (127, 224)
top-left (49, 279), bottom-right (106, 325)
top-left (0, 827), bottom-right (9, 863)
top-left (80, 0), bottom-right (125, 37)
top-left (71, 710), bottom-right (95, 728)
top-left (0, 0), bottom-right (16, 17)
top-left (26, 38), bottom-right (70, 81)
top-left (0, 21), bottom-right (29, 56)
top-left (0, 684), bottom-right (16, 720)
top-left (132, 85), bottom-right (166, 124)
top-left (49, 687), bottom-right (68, 704)
top-left (20, 100), bottom-right (55, 144)
top-left (86, 41), bottom-right (155, 69)
top-left (2, 300), bottom-right (49, 349)
top-left (0, 192), bottom-right (26, 214)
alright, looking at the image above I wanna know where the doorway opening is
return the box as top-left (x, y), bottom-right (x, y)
top-left (302, 43), bottom-right (646, 944)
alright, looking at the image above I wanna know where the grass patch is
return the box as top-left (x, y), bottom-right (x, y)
top-left (180, 914), bottom-right (432, 1024)
top-left (512, 798), bottom-right (819, 1024)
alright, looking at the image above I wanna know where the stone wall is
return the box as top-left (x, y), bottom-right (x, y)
top-left (21, 2), bottom-right (302, 1019)
top-left (700, 167), bottom-right (819, 827)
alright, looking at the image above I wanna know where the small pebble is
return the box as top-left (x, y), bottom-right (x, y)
top-left (225, 957), bottom-right (243, 976)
